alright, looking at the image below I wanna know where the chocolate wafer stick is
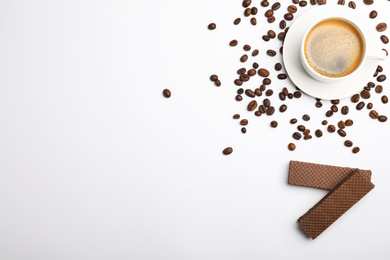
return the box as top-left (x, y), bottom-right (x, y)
top-left (289, 160), bottom-right (372, 190)
top-left (298, 169), bottom-right (374, 239)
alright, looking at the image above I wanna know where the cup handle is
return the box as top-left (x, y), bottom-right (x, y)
top-left (366, 49), bottom-right (387, 61)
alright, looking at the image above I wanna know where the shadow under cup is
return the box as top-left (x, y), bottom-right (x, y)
top-left (302, 18), bottom-right (366, 80)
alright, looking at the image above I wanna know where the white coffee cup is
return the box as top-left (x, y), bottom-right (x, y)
top-left (300, 16), bottom-right (386, 83)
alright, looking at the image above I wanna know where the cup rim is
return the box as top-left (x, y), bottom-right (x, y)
top-left (300, 16), bottom-right (367, 82)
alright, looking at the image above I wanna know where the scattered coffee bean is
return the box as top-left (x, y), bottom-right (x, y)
top-left (315, 129), bottom-right (323, 137)
top-left (272, 2), bottom-right (281, 10)
top-left (369, 10), bottom-right (377, 19)
top-left (382, 95), bottom-right (388, 104)
top-left (278, 74), bottom-right (288, 80)
top-left (363, 86), bottom-right (370, 91)
top-left (300, 1), bottom-right (308, 7)
top-left (163, 89), bottom-right (171, 98)
top-left (208, 23), bottom-right (216, 30)
top-left (290, 118), bottom-right (298, 124)
top-left (215, 80), bottom-right (221, 87)
top-left (331, 99), bottom-right (340, 105)
top-left (377, 65), bottom-right (383, 72)
top-left (345, 140), bottom-right (353, 147)
top-left (223, 147), bottom-right (233, 155)
top-left (322, 120), bottom-right (328, 125)
top-left (326, 110), bottom-right (333, 117)
top-left (248, 69), bottom-right (256, 76)
top-left (284, 13), bottom-right (294, 21)
top-left (263, 78), bottom-right (272, 85)
top-left (258, 68), bottom-right (270, 77)
top-left (271, 121), bottom-right (278, 128)
top-left (235, 95), bottom-right (243, 101)
top-left (369, 110), bottom-right (379, 119)
top-left (262, 35), bottom-right (270, 41)
top-left (368, 82), bottom-right (375, 88)
top-left (280, 46), bottom-right (283, 54)
top-left (303, 129), bottom-right (310, 135)
top-left (303, 135), bottom-right (312, 140)
top-left (240, 119), bottom-right (248, 125)
top-left (288, 143), bottom-right (296, 151)
top-left (356, 102), bottom-right (365, 110)
top-left (338, 121), bottom-right (346, 129)
top-left (302, 114), bottom-right (310, 121)
top-left (240, 55), bottom-right (248, 63)
top-left (378, 115), bottom-right (388, 122)
top-left (383, 48), bottom-right (389, 56)
top-left (328, 125), bottom-right (336, 133)
top-left (348, 1), bottom-right (356, 9)
top-left (318, 0), bottom-right (327, 5)
top-left (267, 49), bottom-right (277, 56)
top-left (297, 125), bottom-right (306, 132)
top-left (352, 147), bottom-right (360, 154)
top-left (229, 40), bottom-right (238, 46)
top-left (259, 105), bottom-right (266, 114)
top-left (280, 20), bottom-right (286, 29)
top-left (245, 89), bottom-right (255, 98)
top-left (381, 35), bottom-right (389, 44)
top-left (275, 63), bottom-right (282, 71)
top-left (252, 50), bottom-right (259, 57)
top-left (341, 106), bottom-right (349, 115)
top-left (237, 68), bottom-right (246, 75)
top-left (311, 0), bottom-right (318, 4)
top-left (361, 90), bottom-right (371, 99)
top-left (267, 16), bottom-right (276, 23)
top-left (316, 101), bottom-right (323, 108)
top-left (260, 85), bottom-right (266, 91)
top-left (234, 18), bottom-right (241, 25)
top-left (241, 127), bottom-right (247, 133)
top-left (251, 7), bottom-right (258, 15)
top-left (363, 0), bottom-right (373, 5)
top-left (377, 75), bottom-right (387, 82)
top-left (266, 89), bottom-right (273, 96)
top-left (293, 132), bottom-right (302, 140)
top-left (248, 100), bottom-right (258, 111)
top-left (255, 88), bottom-right (262, 96)
top-left (283, 88), bottom-right (289, 96)
top-left (234, 79), bottom-right (243, 86)
top-left (268, 30), bottom-right (276, 38)
top-left (261, 0), bottom-right (269, 7)
top-left (240, 74), bottom-right (250, 82)
top-left (233, 114), bottom-right (240, 119)
top-left (288, 93), bottom-right (293, 99)
top-left (367, 102), bottom-right (373, 109)
top-left (351, 94), bottom-right (360, 103)
top-left (210, 74), bottom-right (218, 81)
top-left (279, 92), bottom-right (286, 101)
top-left (373, 70), bottom-right (379, 77)
top-left (244, 8), bottom-right (252, 16)
top-left (337, 0), bottom-right (345, 5)
top-left (338, 129), bottom-right (347, 137)
top-left (266, 106), bottom-right (275, 115)
top-left (253, 62), bottom-right (259, 69)
top-left (250, 17), bottom-right (257, 25)
top-left (293, 91), bottom-right (302, 98)
top-left (293, 0), bottom-right (299, 4)
top-left (331, 105), bottom-right (338, 113)
top-left (345, 119), bottom-right (354, 126)
top-left (265, 9), bottom-right (274, 17)
top-left (280, 104), bottom-right (288, 112)
top-left (263, 98), bottom-right (271, 107)
top-left (243, 0), bottom-right (252, 8)
top-left (243, 44), bottom-right (251, 51)
top-left (377, 23), bottom-right (387, 32)
top-left (288, 5), bottom-right (297, 13)
top-left (255, 111), bottom-right (261, 117)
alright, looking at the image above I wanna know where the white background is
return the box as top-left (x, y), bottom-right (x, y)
top-left (0, 0), bottom-right (389, 259)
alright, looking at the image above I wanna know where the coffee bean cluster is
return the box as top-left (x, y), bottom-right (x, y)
top-left (206, 0), bottom-right (388, 155)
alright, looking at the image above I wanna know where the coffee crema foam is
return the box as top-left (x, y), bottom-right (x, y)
top-left (304, 18), bottom-right (364, 78)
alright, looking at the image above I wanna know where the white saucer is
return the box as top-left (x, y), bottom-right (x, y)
top-left (283, 5), bottom-right (381, 100)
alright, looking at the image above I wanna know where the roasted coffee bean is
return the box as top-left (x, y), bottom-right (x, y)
top-left (322, 120), bottom-right (328, 125)
top-left (233, 114), bottom-right (240, 119)
top-left (250, 18), bottom-right (257, 25)
top-left (378, 115), bottom-right (388, 122)
top-left (251, 7), bottom-right (258, 15)
top-left (240, 119), bottom-right (248, 126)
top-left (293, 91), bottom-right (302, 98)
top-left (299, 1), bottom-right (308, 7)
top-left (215, 80), bottom-right (221, 87)
top-left (363, 86), bottom-right (371, 91)
top-left (268, 30), bottom-right (276, 38)
top-left (352, 147), bottom-right (360, 154)
top-left (260, 85), bottom-right (266, 91)
top-left (243, 0), bottom-right (252, 7)
top-left (303, 135), bottom-right (312, 140)
top-left (285, 27), bottom-right (290, 33)
top-left (267, 49), bottom-right (277, 56)
top-left (241, 127), bottom-right (247, 133)
top-left (163, 89), bottom-right (171, 98)
top-left (234, 79), bottom-right (243, 86)
top-left (282, 87), bottom-right (289, 96)
top-left (356, 102), bottom-right (365, 110)
top-left (259, 105), bottom-right (266, 114)
top-left (331, 105), bottom-right (338, 113)
top-left (263, 78), bottom-right (272, 85)
top-left (208, 23), bottom-right (216, 30)
top-left (237, 68), bottom-right (246, 74)
top-left (248, 100), bottom-right (258, 111)
top-left (240, 74), bottom-right (250, 82)
top-left (253, 62), bottom-right (259, 69)
top-left (293, 132), bottom-right (302, 140)
top-left (288, 143), bottom-right (296, 151)
top-left (279, 92), bottom-right (286, 101)
top-left (255, 88), bottom-right (262, 96)
top-left (235, 95), bottom-right (243, 101)
top-left (328, 125), bottom-right (336, 133)
top-left (297, 125), bottom-right (306, 132)
top-left (267, 16), bottom-right (276, 23)
top-left (293, 0), bottom-right (299, 3)
top-left (288, 93), bottom-right (293, 99)
top-left (272, 2), bottom-right (281, 10)
top-left (374, 85), bottom-right (383, 93)
top-left (258, 68), bottom-right (270, 77)
top-left (254, 111), bottom-right (261, 117)
top-left (326, 110), bottom-right (333, 117)
top-left (278, 32), bottom-right (286, 41)
top-left (278, 74), bottom-right (288, 80)
top-left (318, 0), bottom-right (326, 5)
top-left (367, 102), bottom-right (373, 109)
top-left (348, 1), bottom-right (356, 9)
top-left (381, 35), bottom-right (389, 44)
top-left (314, 129), bottom-right (322, 138)
top-left (279, 20), bottom-right (286, 30)
top-left (280, 104), bottom-right (288, 112)
top-left (245, 89), bottom-right (255, 98)
top-left (265, 9), bottom-right (274, 17)
top-left (383, 49), bottom-right (388, 56)
top-left (367, 82), bottom-right (375, 88)
top-left (229, 40), bottom-right (238, 46)
top-left (345, 140), bottom-right (353, 147)
top-left (263, 98), bottom-right (271, 107)
top-left (316, 101), bottom-right (323, 108)
top-left (373, 70), bottom-right (379, 77)
top-left (266, 106), bottom-right (275, 115)
top-left (223, 147), bottom-right (233, 155)
top-left (251, 50), bottom-right (259, 58)
top-left (302, 114), bottom-right (310, 121)
top-left (265, 89), bottom-right (273, 96)
top-left (341, 106), bottom-right (349, 115)
top-left (369, 10), bottom-right (377, 19)
top-left (369, 110), bottom-right (379, 119)
top-left (290, 118), bottom-right (297, 124)
top-left (244, 8), bottom-right (252, 16)
top-left (311, 0), bottom-right (318, 4)
top-left (288, 5), bottom-right (297, 13)
top-left (351, 93), bottom-right (360, 103)
top-left (303, 129), bottom-right (310, 135)
top-left (377, 65), bottom-right (383, 72)
top-left (361, 90), bottom-right (371, 99)
top-left (210, 74), bottom-right (218, 81)
top-left (284, 13), bottom-right (294, 21)
top-left (280, 46), bottom-right (283, 54)
top-left (338, 129), bottom-right (347, 137)
top-left (261, 0), bottom-right (269, 7)
top-left (363, 0), bottom-right (373, 5)
top-left (243, 44), bottom-right (251, 51)
top-left (338, 121), bottom-right (346, 129)
top-left (248, 69), bottom-right (256, 77)
top-left (377, 75), bottom-right (387, 82)
top-left (331, 99), bottom-right (340, 105)
top-left (377, 23), bottom-right (387, 32)
top-left (345, 119), bottom-right (353, 126)
top-left (234, 18), bottom-right (241, 25)
top-left (382, 95), bottom-right (388, 104)
top-left (262, 35), bottom-right (270, 41)
top-left (275, 63), bottom-right (282, 71)
top-left (240, 54), bottom-right (248, 63)
top-left (270, 121), bottom-right (278, 128)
